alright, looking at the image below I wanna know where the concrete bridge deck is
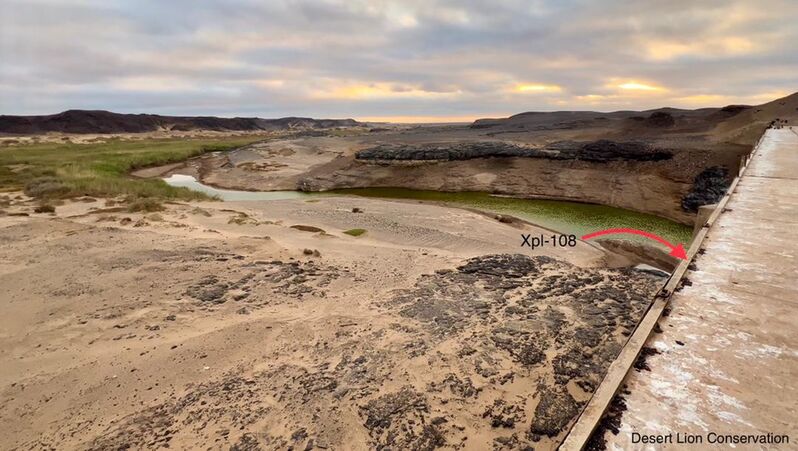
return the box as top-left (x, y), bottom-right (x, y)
top-left (600, 127), bottom-right (798, 448)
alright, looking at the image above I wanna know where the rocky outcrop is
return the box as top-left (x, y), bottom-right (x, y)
top-left (355, 140), bottom-right (672, 163)
top-left (681, 166), bottom-right (730, 212)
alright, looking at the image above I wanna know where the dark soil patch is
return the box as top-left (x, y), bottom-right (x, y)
top-left (185, 275), bottom-right (229, 303)
top-left (529, 387), bottom-right (582, 437)
top-left (483, 399), bottom-right (525, 428)
top-left (360, 387), bottom-right (444, 450)
top-left (383, 254), bottom-right (663, 442)
top-left (290, 224), bottom-right (326, 233)
top-left (87, 371), bottom-right (273, 450)
top-left (633, 346), bottom-right (661, 372)
top-left (34, 204), bottom-right (55, 213)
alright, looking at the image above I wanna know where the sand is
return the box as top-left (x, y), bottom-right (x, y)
top-left (0, 193), bottom-right (666, 450)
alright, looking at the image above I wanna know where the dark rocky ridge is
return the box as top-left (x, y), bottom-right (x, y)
top-left (355, 139), bottom-right (673, 163)
top-left (0, 110), bottom-right (361, 135)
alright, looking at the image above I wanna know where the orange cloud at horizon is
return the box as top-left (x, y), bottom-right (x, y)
top-left (311, 82), bottom-right (460, 100)
top-left (643, 36), bottom-right (758, 61)
top-left (515, 83), bottom-right (562, 93)
top-left (615, 81), bottom-right (667, 92)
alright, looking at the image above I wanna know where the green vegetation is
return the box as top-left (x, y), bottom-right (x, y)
top-left (343, 228), bottom-right (367, 237)
top-left (0, 136), bottom-right (264, 201)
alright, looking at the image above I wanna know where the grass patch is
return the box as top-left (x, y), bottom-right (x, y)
top-left (24, 176), bottom-right (70, 198)
top-left (343, 228), bottom-right (367, 237)
top-left (0, 136), bottom-right (264, 201)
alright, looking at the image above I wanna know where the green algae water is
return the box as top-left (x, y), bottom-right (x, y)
top-left (330, 188), bottom-right (692, 246)
top-left (164, 176), bottom-right (691, 245)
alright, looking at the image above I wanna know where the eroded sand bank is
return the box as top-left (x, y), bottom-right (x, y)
top-left (0, 194), bottom-right (665, 450)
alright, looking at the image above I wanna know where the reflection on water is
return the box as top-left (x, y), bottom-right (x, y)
top-left (164, 175), bottom-right (691, 245)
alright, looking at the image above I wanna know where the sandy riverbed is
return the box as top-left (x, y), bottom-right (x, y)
top-left (0, 193), bottom-right (665, 450)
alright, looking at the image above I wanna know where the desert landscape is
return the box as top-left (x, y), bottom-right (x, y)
top-left (1, 91), bottom-right (796, 450)
top-left (2, 1), bottom-right (797, 448)
top-left (139, 95), bottom-right (797, 225)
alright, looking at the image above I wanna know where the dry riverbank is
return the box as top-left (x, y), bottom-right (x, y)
top-left (0, 193), bottom-right (666, 450)
top-left (141, 123), bottom-right (742, 226)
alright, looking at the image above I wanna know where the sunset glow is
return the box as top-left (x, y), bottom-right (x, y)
top-left (616, 82), bottom-right (666, 92)
top-left (515, 84), bottom-right (563, 93)
top-left (1, 0), bottom-right (795, 119)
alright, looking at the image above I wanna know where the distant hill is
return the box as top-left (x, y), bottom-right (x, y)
top-left (470, 92), bottom-right (798, 147)
top-left (0, 110), bottom-right (362, 135)
top-left (709, 92), bottom-right (798, 145)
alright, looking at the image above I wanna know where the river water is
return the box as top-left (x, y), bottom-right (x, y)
top-left (164, 174), bottom-right (691, 245)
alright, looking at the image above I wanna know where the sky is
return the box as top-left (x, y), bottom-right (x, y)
top-left (1, 0), bottom-right (796, 122)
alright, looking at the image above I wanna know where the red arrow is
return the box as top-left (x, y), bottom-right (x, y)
top-left (581, 228), bottom-right (688, 260)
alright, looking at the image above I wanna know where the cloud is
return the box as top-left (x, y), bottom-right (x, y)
top-left (613, 81), bottom-right (668, 92)
top-left (514, 84), bottom-right (563, 93)
top-left (310, 81), bottom-right (461, 100)
top-left (1, 0), bottom-right (796, 119)
top-left (642, 37), bottom-right (758, 61)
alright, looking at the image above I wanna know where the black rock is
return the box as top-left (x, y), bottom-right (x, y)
top-left (681, 166), bottom-right (730, 212)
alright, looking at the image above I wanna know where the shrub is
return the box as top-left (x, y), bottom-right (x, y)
top-left (127, 197), bottom-right (165, 213)
top-left (34, 204), bottom-right (55, 213)
top-left (343, 228), bottom-right (366, 237)
top-left (24, 177), bottom-right (70, 198)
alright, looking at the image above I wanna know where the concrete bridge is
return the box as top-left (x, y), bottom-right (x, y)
top-left (562, 127), bottom-right (798, 449)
